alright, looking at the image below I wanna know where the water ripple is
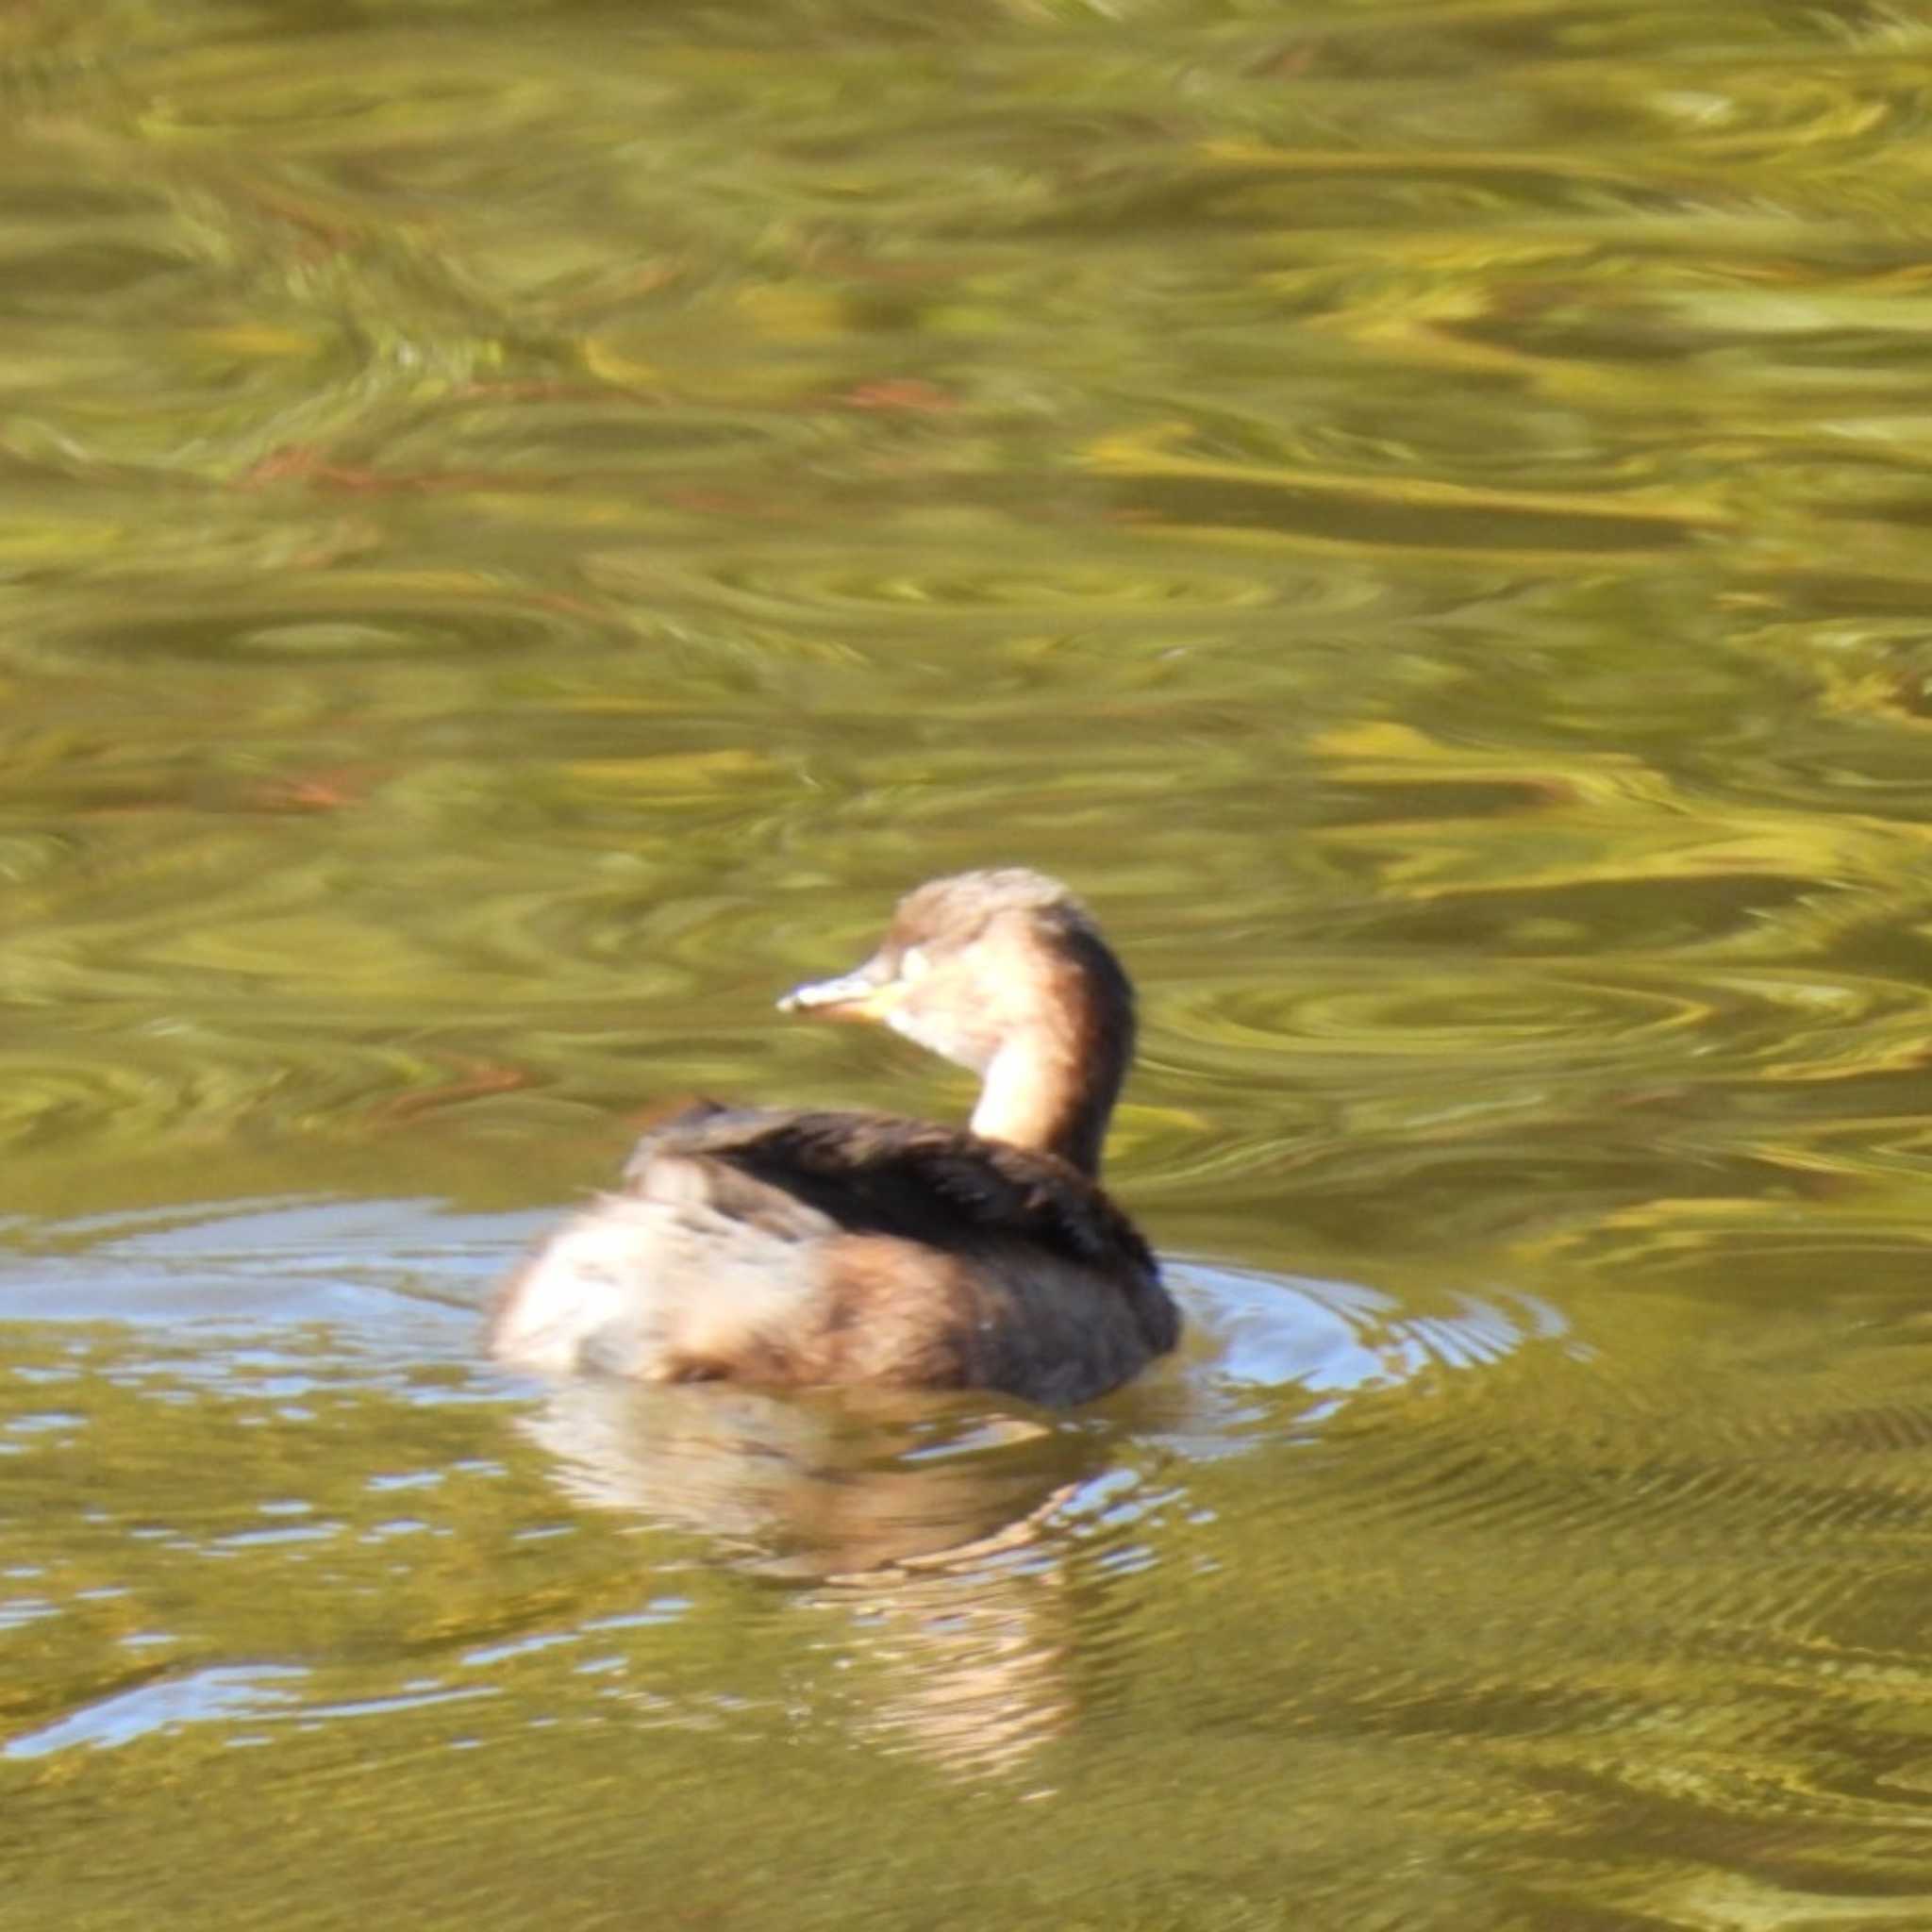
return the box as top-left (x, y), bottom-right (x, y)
top-left (12, 585), bottom-right (584, 670)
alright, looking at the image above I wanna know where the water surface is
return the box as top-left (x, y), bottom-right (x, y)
top-left (6, 2), bottom-right (1932, 1926)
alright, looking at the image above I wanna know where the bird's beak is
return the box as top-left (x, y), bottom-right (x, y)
top-left (777, 958), bottom-right (898, 1020)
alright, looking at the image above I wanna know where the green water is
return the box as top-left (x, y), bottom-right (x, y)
top-left (7, 1), bottom-right (1932, 1924)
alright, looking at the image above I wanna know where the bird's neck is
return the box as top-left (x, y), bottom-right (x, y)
top-left (969, 1022), bottom-right (1124, 1176)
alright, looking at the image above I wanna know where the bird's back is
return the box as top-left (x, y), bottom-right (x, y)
top-left (488, 1102), bottom-right (1177, 1404)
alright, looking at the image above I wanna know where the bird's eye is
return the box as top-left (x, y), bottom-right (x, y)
top-left (899, 945), bottom-right (931, 982)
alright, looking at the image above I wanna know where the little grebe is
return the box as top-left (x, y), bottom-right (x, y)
top-left (487, 869), bottom-right (1179, 1406)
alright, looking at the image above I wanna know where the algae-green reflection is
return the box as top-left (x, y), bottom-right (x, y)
top-left (8, 0), bottom-right (1932, 1924)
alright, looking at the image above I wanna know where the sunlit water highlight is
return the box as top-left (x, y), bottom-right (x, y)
top-left (8, 0), bottom-right (1932, 1926)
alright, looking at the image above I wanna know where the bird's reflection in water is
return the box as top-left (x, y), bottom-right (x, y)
top-left (516, 1373), bottom-right (1109, 1777)
top-left (508, 1263), bottom-right (1573, 1776)
top-left (516, 1375), bottom-right (1102, 1574)
top-left (803, 1545), bottom-right (1080, 1782)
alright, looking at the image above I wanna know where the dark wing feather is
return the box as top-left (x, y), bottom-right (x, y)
top-left (622, 1103), bottom-right (1159, 1284)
